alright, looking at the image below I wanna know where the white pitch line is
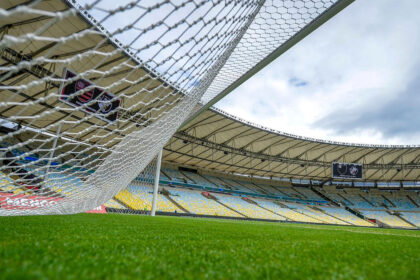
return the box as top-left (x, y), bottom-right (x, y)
top-left (286, 224), bottom-right (420, 238)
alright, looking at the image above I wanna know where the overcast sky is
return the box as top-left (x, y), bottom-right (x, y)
top-left (216, 0), bottom-right (420, 145)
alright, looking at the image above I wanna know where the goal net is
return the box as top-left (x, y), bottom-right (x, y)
top-left (0, 0), bottom-right (349, 215)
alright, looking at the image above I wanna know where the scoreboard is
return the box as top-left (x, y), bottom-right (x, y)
top-left (332, 162), bottom-right (363, 179)
top-left (59, 69), bottom-right (121, 123)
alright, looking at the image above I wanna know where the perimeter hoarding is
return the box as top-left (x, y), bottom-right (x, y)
top-left (332, 162), bottom-right (363, 179)
top-left (86, 205), bottom-right (106, 214)
top-left (0, 193), bottom-right (62, 210)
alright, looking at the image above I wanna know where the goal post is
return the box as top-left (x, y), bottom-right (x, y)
top-left (0, 0), bottom-right (353, 215)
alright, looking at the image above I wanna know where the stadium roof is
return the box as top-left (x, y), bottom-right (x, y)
top-left (0, 0), bottom-right (181, 150)
top-left (164, 108), bottom-right (420, 182)
top-left (2, 0), bottom-right (419, 183)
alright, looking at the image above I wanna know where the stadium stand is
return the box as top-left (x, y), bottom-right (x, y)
top-left (177, 171), bottom-right (218, 189)
top-left (115, 189), bottom-right (148, 211)
top-left (318, 188), bottom-right (380, 209)
top-left (399, 212), bottom-right (420, 227)
top-left (410, 193), bottom-right (420, 205)
top-left (202, 174), bottom-right (244, 191)
top-left (274, 186), bottom-right (305, 200)
top-left (168, 188), bottom-right (241, 217)
top-left (318, 206), bottom-right (373, 226)
top-left (360, 210), bottom-right (415, 228)
top-left (162, 168), bottom-right (194, 184)
top-left (214, 194), bottom-right (282, 220)
top-left (104, 199), bottom-right (127, 210)
top-left (44, 172), bottom-right (82, 196)
top-left (0, 165), bottom-right (80, 196)
top-left (253, 183), bottom-right (284, 196)
top-left (0, 171), bottom-right (16, 193)
top-left (282, 202), bottom-right (346, 225)
top-left (341, 192), bottom-right (378, 209)
top-left (217, 178), bottom-right (256, 193)
top-left (159, 171), bottom-right (172, 182)
top-left (115, 184), bottom-right (182, 213)
top-left (363, 192), bottom-right (393, 208)
top-left (255, 199), bottom-right (321, 223)
top-left (316, 188), bottom-right (354, 206)
top-left (385, 192), bottom-right (417, 210)
top-left (1, 155), bottom-right (419, 229)
top-left (237, 180), bottom-right (271, 194)
top-left (302, 206), bottom-right (349, 225)
top-left (292, 186), bottom-right (324, 201)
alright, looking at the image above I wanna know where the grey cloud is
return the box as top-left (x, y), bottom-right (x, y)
top-left (216, 0), bottom-right (420, 144)
top-left (314, 69), bottom-right (420, 139)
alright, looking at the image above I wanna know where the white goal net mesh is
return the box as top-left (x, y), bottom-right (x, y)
top-left (0, 0), bottom-right (342, 215)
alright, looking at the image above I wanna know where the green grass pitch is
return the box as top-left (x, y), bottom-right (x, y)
top-left (1, 214), bottom-right (419, 280)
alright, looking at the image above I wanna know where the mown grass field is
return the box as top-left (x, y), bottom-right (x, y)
top-left (1, 214), bottom-right (419, 280)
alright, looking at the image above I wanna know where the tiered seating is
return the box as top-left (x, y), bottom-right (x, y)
top-left (256, 199), bottom-right (321, 223)
top-left (116, 189), bottom-right (149, 210)
top-left (0, 171), bottom-right (17, 193)
top-left (255, 183), bottom-right (285, 195)
top-left (0, 169), bottom-right (82, 196)
top-left (400, 212), bottom-right (420, 227)
top-left (208, 177), bottom-right (239, 191)
top-left (220, 178), bottom-right (258, 193)
top-left (3, 158), bottom-right (416, 229)
top-left (318, 189), bottom-right (353, 206)
top-left (362, 192), bottom-right (393, 208)
top-left (408, 193), bottom-right (420, 207)
top-left (158, 191), bottom-right (181, 212)
top-left (178, 171), bottom-right (217, 188)
top-left (104, 199), bottom-right (127, 209)
top-left (215, 194), bottom-right (282, 220)
top-left (115, 185), bottom-right (181, 213)
top-left (169, 188), bottom-right (241, 217)
top-left (306, 207), bottom-right (348, 225)
top-left (162, 168), bottom-right (194, 184)
top-left (2, 144), bottom-right (420, 230)
top-left (361, 210), bottom-right (415, 228)
top-left (250, 199), bottom-right (286, 220)
top-left (293, 187), bottom-right (323, 201)
top-left (274, 187), bottom-right (304, 199)
top-left (382, 192), bottom-right (416, 210)
top-left (392, 195), bottom-right (418, 210)
top-left (319, 187), bottom-right (418, 212)
top-left (44, 171), bottom-right (83, 195)
top-left (137, 167), bottom-right (171, 182)
top-left (283, 202), bottom-right (347, 225)
top-left (159, 171), bottom-right (171, 181)
top-left (237, 180), bottom-right (269, 194)
top-left (201, 174), bottom-right (239, 191)
top-left (319, 206), bottom-right (373, 226)
top-left (339, 191), bottom-right (379, 209)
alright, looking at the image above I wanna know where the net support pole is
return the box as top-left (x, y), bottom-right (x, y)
top-left (151, 149), bottom-right (163, 216)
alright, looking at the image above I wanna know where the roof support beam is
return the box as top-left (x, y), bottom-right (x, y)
top-left (312, 145), bottom-right (348, 161)
top-left (203, 122), bottom-right (244, 140)
top-left (181, 113), bottom-right (222, 132)
top-left (162, 148), bottom-right (322, 179)
top-left (169, 132), bottom-right (420, 181)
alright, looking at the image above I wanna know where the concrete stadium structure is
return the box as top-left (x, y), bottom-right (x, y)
top-left (1, 0), bottom-right (419, 227)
